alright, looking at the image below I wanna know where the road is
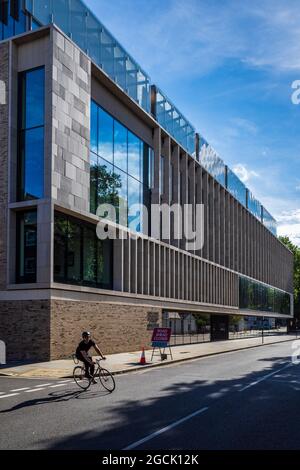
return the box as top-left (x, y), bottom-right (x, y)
top-left (0, 340), bottom-right (300, 450)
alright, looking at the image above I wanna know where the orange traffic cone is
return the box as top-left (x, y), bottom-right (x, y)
top-left (140, 347), bottom-right (146, 365)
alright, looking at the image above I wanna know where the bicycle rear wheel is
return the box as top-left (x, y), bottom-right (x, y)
top-left (98, 368), bottom-right (115, 392)
top-left (73, 366), bottom-right (91, 390)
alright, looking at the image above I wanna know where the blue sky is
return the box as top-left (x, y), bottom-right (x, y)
top-left (85, 0), bottom-right (300, 245)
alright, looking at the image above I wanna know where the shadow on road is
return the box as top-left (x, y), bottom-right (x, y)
top-left (0, 387), bottom-right (111, 414)
top-left (40, 355), bottom-right (300, 450)
top-left (2, 352), bottom-right (300, 450)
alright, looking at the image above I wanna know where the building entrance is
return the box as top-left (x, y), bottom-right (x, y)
top-left (210, 315), bottom-right (229, 341)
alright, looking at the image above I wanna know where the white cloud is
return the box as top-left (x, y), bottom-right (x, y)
top-left (277, 209), bottom-right (300, 246)
top-left (232, 164), bottom-right (259, 183)
top-left (90, 0), bottom-right (300, 79)
top-left (231, 118), bottom-right (259, 135)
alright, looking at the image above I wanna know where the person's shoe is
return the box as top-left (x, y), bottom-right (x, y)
top-left (91, 378), bottom-right (97, 385)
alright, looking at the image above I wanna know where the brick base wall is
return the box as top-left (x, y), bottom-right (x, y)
top-left (0, 298), bottom-right (162, 361)
top-left (50, 300), bottom-right (162, 360)
top-left (0, 300), bottom-right (51, 361)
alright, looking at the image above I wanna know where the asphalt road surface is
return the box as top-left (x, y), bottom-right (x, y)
top-left (0, 341), bottom-right (300, 450)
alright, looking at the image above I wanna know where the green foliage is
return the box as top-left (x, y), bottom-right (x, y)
top-left (229, 315), bottom-right (243, 326)
top-left (195, 314), bottom-right (210, 328)
top-left (279, 236), bottom-right (300, 316)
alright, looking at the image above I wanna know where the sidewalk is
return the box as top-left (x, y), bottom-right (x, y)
top-left (0, 334), bottom-right (297, 379)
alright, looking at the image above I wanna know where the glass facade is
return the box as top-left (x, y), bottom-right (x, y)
top-left (248, 190), bottom-right (262, 221)
top-left (227, 167), bottom-right (247, 207)
top-left (90, 100), bottom-right (152, 234)
top-left (0, 0), bottom-right (27, 40)
top-left (155, 88), bottom-right (195, 156)
top-left (54, 212), bottom-right (113, 289)
top-left (24, 0), bottom-right (150, 112)
top-left (262, 207), bottom-right (277, 236)
top-left (18, 67), bottom-right (45, 200)
top-left (239, 276), bottom-right (291, 316)
top-left (199, 137), bottom-right (226, 187)
top-left (16, 210), bottom-right (37, 283)
top-left (1, 1), bottom-right (277, 235)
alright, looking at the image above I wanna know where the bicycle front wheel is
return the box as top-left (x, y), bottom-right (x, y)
top-left (73, 366), bottom-right (91, 390)
top-left (98, 368), bottom-right (115, 392)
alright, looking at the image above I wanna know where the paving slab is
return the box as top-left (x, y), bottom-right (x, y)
top-left (0, 334), bottom-right (297, 379)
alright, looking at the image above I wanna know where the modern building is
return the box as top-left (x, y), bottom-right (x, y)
top-left (0, 0), bottom-right (294, 361)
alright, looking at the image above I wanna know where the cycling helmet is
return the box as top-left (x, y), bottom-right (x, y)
top-left (82, 331), bottom-right (91, 338)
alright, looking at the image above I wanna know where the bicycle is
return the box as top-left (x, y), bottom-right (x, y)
top-left (72, 355), bottom-right (116, 392)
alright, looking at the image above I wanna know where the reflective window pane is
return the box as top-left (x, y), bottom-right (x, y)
top-left (20, 127), bottom-right (44, 200)
top-left (83, 225), bottom-right (97, 284)
top-left (114, 166), bottom-right (128, 226)
top-left (67, 219), bottom-right (81, 283)
top-left (227, 168), bottom-right (247, 207)
top-left (97, 239), bottom-right (112, 288)
top-left (114, 120), bottom-right (127, 172)
top-left (90, 152), bottom-right (98, 215)
top-left (17, 210), bottom-right (37, 284)
top-left (18, 67), bottom-right (45, 201)
top-left (97, 157), bottom-right (117, 209)
top-left (128, 176), bottom-right (141, 232)
top-left (21, 67), bottom-right (45, 130)
top-left (54, 213), bottom-right (68, 282)
top-left (53, 212), bottom-right (113, 290)
top-left (239, 277), bottom-right (291, 315)
top-left (98, 107), bottom-right (113, 163)
top-left (128, 131), bottom-right (141, 181)
top-left (90, 101), bottom-right (98, 154)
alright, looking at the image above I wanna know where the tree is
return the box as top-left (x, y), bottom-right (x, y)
top-left (279, 236), bottom-right (300, 319)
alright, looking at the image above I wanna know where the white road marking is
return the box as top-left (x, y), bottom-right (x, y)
top-left (11, 387), bottom-right (30, 392)
top-left (49, 384), bottom-right (67, 388)
top-left (123, 406), bottom-right (209, 450)
top-left (0, 393), bottom-right (20, 399)
top-left (57, 380), bottom-right (72, 384)
top-left (25, 388), bottom-right (46, 393)
top-left (34, 384), bottom-right (52, 388)
top-left (239, 363), bottom-right (293, 392)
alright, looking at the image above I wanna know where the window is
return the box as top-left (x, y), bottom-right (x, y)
top-left (128, 131), bottom-right (141, 182)
top-left (98, 107), bottom-right (113, 163)
top-left (16, 210), bottom-right (37, 284)
top-left (160, 156), bottom-right (165, 196)
top-left (1, 0), bottom-right (27, 41)
top-left (114, 120), bottom-right (127, 172)
top-left (18, 67), bottom-right (45, 201)
top-left (239, 277), bottom-right (291, 316)
top-left (54, 212), bottom-right (113, 289)
top-left (90, 101), bottom-right (152, 233)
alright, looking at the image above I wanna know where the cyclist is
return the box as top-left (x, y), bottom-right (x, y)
top-left (76, 331), bottom-right (106, 382)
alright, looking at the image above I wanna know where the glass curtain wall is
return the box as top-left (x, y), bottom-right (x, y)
top-left (248, 191), bottom-right (262, 222)
top-left (90, 100), bottom-right (152, 234)
top-left (262, 207), bottom-right (277, 236)
top-left (199, 138), bottom-right (226, 187)
top-left (18, 66), bottom-right (45, 201)
top-left (24, 0), bottom-right (150, 112)
top-left (0, 0), bottom-right (27, 40)
top-left (54, 212), bottom-right (113, 289)
top-left (239, 276), bottom-right (291, 315)
top-left (227, 168), bottom-right (247, 207)
top-left (156, 88), bottom-right (195, 156)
